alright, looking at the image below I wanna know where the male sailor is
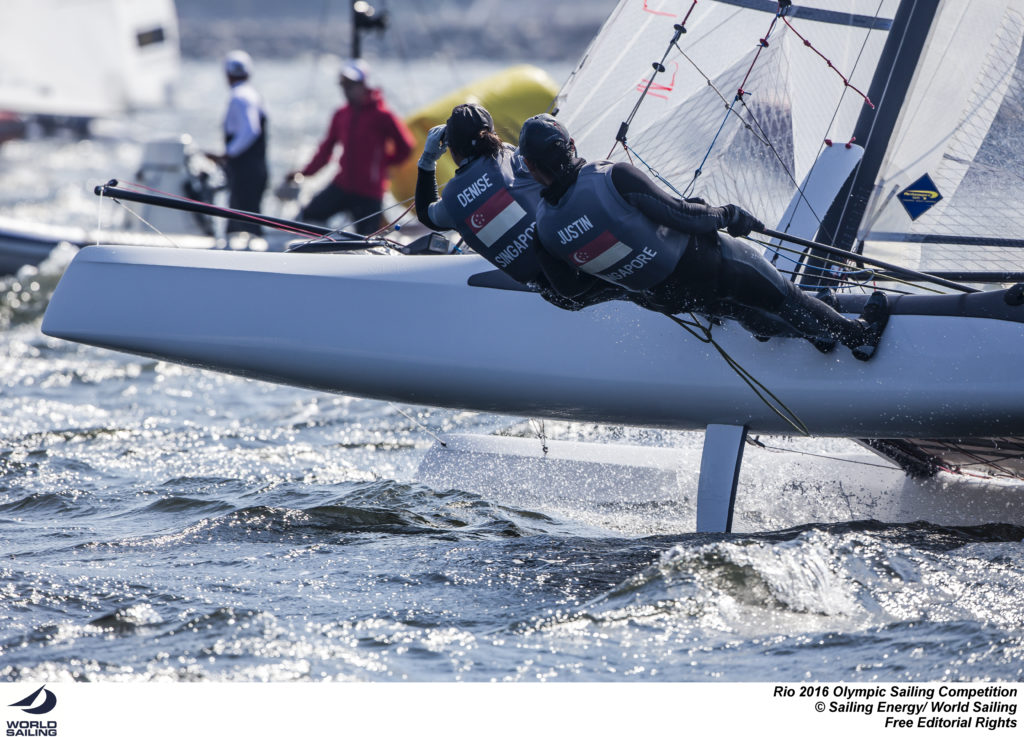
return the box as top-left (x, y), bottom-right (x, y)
top-left (517, 114), bottom-right (889, 360)
top-left (415, 103), bottom-right (617, 309)
top-left (208, 50), bottom-right (268, 235)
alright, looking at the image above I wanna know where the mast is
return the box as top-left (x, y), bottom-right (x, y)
top-left (801, 0), bottom-right (940, 287)
top-left (351, 1), bottom-right (388, 59)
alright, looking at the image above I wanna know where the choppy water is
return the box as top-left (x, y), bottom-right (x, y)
top-left (2, 59), bottom-right (1024, 684)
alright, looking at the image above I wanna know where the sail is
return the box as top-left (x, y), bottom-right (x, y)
top-left (0, 0), bottom-right (180, 119)
top-left (852, 0), bottom-right (1024, 277)
top-left (554, 0), bottom-right (898, 237)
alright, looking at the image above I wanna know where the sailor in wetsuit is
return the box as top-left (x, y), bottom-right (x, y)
top-left (517, 114), bottom-right (889, 360)
top-left (414, 103), bottom-right (617, 309)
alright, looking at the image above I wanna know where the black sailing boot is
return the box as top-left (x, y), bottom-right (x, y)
top-left (849, 291), bottom-right (889, 361)
top-left (808, 289), bottom-right (841, 353)
top-left (774, 284), bottom-right (854, 355)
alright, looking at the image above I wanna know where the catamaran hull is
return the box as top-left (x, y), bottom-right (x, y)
top-left (41, 246), bottom-right (1024, 438)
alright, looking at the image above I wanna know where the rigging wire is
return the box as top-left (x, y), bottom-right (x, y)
top-left (105, 200), bottom-right (191, 249)
top-left (664, 312), bottom-right (810, 436)
top-left (681, 2), bottom-right (784, 196)
top-left (780, 15), bottom-right (874, 109)
top-left (95, 189), bottom-right (106, 247)
top-left (778, 0), bottom-right (887, 242)
top-left (366, 199), bottom-right (416, 238)
top-left (389, 404), bottom-right (448, 447)
top-left (825, 0), bottom-right (924, 257)
top-left (745, 237), bottom-right (947, 294)
top-left (747, 436), bottom-right (910, 471)
top-left (614, 1), bottom-right (886, 254)
top-left (606, 4), bottom-right (697, 159)
top-left (530, 419), bottom-right (550, 456)
top-left (673, 44), bottom-right (770, 146)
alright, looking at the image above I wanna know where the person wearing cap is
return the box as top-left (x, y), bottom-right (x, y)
top-left (414, 103), bottom-right (619, 308)
top-left (285, 59), bottom-right (414, 236)
top-left (207, 50), bottom-right (269, 235)
top-left (517, 114), bottom-right (889, 360)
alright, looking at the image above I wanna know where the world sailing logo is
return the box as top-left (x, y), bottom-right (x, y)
top-left (6, 686), bottom-right (57, 737)
top-left (897, 173), bottom-right (942, 220)
top-left (8, 687), bottom-right (56, 716)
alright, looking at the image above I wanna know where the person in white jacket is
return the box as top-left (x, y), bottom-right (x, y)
top-left (208, 50), bottom-right (268, 235)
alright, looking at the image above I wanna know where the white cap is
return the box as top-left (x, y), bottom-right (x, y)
top-left (224, 50), bottom-right (252, 78)
top-left (340, 59), bottom-right (369, 84)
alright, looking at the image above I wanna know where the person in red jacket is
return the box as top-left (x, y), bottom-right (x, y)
top-left (286, 59), bottom-right (414, 235)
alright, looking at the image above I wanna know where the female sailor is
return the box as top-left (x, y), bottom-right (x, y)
top-left (415, 104), bottom-right (617, 309)
top-left (517, 113), bottom-right (888, 360)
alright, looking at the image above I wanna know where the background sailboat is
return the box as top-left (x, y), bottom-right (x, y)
top-left (0, 0), bottom-right (181, 130)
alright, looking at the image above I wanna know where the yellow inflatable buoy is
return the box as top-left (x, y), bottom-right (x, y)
top-left (390, 64), bottom-right (560, 207)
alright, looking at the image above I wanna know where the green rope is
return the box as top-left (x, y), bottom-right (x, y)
top-left (665, 312), bottom-right (810, 436)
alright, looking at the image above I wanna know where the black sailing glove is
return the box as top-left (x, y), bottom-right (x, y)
top-left (724, 204), bottom-right (764, 237)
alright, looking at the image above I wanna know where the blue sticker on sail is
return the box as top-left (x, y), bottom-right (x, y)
top-left (897, 174), bottom-right (942, 220)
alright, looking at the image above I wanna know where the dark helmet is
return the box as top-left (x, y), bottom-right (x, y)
top-left (445, 103), bottom-right (494, 155)
top-left (518, 113), bottom-right (572, 169)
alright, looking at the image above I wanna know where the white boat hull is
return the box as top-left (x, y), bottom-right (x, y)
top-left (41, 245), bottom-right (1024, 438)
top-left (0, 215), bottom-right (293, 275)
top-left (417, 434), bottom-right (1024, 529)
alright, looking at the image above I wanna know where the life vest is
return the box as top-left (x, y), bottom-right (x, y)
top-left (441, 145), bottom-right (543, 284)
top-left (535, 161), bottom-right (686, 291)
top-left (226, 110), bottom-right (267, 173)
top-left (223, 81), bottom-right (268, 169)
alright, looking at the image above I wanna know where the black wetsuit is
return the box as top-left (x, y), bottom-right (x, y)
top-left (535, 161), bottom-right (869, 347)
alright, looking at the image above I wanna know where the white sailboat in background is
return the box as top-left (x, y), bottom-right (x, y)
top-left (0, 0), bottom-right (180, 128)
top-left (0, 0), bottom-right (199, 275)
top-left (41, 0), bottom-right (1024, 531)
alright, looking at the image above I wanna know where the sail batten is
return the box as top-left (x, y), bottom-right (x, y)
top-left (714, 0), bottom-right (894, 29)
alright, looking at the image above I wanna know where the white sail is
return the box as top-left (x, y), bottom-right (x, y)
top-left (856, 0), bottom-right (1024, 276)
top-left (554, 0), bottom-right (898, 236)
top-left (0, 0), bottom-right (180, 119)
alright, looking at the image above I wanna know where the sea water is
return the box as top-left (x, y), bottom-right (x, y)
top-left (1, 58), bottom-right (1024, 686)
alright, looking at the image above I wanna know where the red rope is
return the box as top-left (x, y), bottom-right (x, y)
top-left (781, 15), bottom-right (875, 108)
top-left (736, 12), bottom-right (782, 100)
top-left (679, 0), bottom-right (699, 27)
top-left (368, 201), bottom-right (414, 238)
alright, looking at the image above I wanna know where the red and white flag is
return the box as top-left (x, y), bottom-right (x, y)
top-left (465, 189), bottom-right (527, 248)
top-left (570, 231), bottom-right (631, 274)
